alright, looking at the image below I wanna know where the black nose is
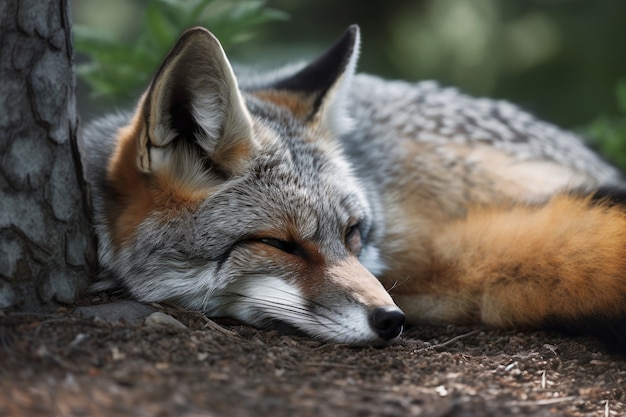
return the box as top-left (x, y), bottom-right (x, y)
top-left (369, 306), bottom-right (406, 341)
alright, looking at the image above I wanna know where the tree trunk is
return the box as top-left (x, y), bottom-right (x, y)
top-left (0, 0), bottom-right (96, 311)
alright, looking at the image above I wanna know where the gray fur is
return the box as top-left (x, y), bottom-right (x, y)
top-left (82, 26), bottom-right (621, 345)
top-left (346, 75), bottom-right (620, 192)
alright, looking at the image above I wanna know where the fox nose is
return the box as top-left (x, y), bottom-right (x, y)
top-left (369, 306), bottom-right (406, 341)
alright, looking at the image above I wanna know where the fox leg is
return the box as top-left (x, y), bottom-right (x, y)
top-left (392, 191), bottom-right (626, 349)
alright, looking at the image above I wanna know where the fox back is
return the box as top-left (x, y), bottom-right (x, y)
top-left (84, 26), bottom-right (626, 349)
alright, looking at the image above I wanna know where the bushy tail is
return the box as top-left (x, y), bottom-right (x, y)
top-left (430, 188), bottom-right (626, 351)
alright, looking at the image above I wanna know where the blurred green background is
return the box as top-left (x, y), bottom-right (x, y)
top-left (72, 0), bottom-right (626, 169)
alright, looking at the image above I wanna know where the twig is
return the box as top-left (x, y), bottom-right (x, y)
top-left (201, 316), bottom-right (241, 339)
top-left (505, 396), bottom-right (577, 407)
top-left (415, 330), bottom-right (481, 353)
top-left (302, 362), bottom-right (361, 369)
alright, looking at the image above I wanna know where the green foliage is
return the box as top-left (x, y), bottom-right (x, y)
top-left (74, 0), bottom-right (287, 101)
top-left (585, 80), bottom-right (626, 172)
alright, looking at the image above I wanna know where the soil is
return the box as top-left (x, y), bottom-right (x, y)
top-left (2, 295), bottom-right (625, 417)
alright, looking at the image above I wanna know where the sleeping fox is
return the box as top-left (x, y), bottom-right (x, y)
top-left (83, 25), bottom-right (626, 348)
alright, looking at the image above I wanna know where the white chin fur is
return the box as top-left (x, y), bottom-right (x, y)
top-left (220, 275), bottom-right (383, 345)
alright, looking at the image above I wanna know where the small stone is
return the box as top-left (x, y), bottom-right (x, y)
top-left (144, 312), bottom-right (187, 330)
top-left (75, 300), bottom-right (157, 325)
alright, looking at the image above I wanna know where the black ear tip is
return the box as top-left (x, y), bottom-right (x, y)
top-left (331, 25), bottom-right (360, 62)
top-left (345, 24), bottom-right (360, 44)
top-left (346, 24), bottom-right (360, 34)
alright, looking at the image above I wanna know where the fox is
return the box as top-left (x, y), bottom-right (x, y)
top-left (83, 25), bottom-right (626, 348)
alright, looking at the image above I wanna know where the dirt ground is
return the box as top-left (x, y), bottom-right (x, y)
top-left (2, 295), bottom-right (625, 417)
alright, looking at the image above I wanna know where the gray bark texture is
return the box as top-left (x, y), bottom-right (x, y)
top-left (0, 0), bottom-right (96, 311)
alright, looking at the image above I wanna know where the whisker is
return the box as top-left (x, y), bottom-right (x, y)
top-left (387, 276), bottom-right (410, 292)
top-left (233, 278), bottom-right (336, 313)
top-left (211, 292), bottom-right (372, 343)
top-left (242, 294), bottom-right (342, 326)
top-left (219, 293), bottom-right (323, 325)
top-left (212, 287), bottom-right (341, 325)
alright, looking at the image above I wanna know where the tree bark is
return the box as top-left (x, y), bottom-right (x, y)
top-left (0, 0), bottom-right (96, 311)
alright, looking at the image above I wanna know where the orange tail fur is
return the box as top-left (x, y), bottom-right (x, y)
top-left (395, 190), bottom-right (626, 350)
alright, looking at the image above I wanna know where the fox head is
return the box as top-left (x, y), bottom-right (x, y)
top-left (94, 25), bottom-right (405, 345)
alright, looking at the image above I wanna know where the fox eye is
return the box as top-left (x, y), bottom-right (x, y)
top-left (345, 224), bottom-right (362, 254)
top-left (259, 238), bottom-right (303, 256)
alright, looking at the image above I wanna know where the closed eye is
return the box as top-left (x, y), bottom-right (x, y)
top-left (259, 238), bottom-right (306, 257)
top-left (345, 223), bottom-right (362, 254)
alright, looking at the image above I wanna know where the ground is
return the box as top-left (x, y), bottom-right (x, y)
top-left (1, 296), bottom-right (625, 417)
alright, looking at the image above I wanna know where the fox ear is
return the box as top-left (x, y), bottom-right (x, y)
top-left (138, 27), bottom-right (254, 176)
top-left (258, 25), bottom-right (360, 135)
